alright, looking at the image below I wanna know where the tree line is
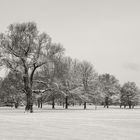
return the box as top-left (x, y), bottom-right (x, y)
top-left (0, 22), bottom-right (139, 112)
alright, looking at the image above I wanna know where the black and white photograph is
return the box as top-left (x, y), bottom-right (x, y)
top-left (0, 0), bottom-right (140, 139)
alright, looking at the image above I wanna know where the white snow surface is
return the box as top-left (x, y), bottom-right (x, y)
top-left (0, 106), bottom-right (140, 140)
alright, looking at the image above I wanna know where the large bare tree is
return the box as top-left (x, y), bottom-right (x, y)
top-left (0, 22), bottom-right (64, 112)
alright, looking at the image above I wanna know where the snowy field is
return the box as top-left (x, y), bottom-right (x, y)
top-left (0, 106), bottom-right (140, 140)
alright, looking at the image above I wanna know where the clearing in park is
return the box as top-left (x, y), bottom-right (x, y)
top-left (0, 106), bottom-right (140, 140)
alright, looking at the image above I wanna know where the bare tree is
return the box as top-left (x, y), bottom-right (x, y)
top-left (0, 22), bottom-right (64, 112)
top-left (78, 61), bottom-right (97, 109)
top-left (120, 82), bottom-right (140, 109)
top-left (99, 74), bottom-right (120, 108)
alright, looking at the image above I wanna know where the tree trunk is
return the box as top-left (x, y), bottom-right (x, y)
top-left (65, 96), bottom-right (68, 109)
top-left (25, 92), bottom-right (33, 113)
top-left (128, 101), bottom-right (132, 109)
top-left (105, 97), bottom-right (109, 108)
top-left (15, 102), bottom-right (19, 109)
top-left (38, 98), bottom-right (43, 108)
top-left (95, 100), bottom-right (97, 110)
top-left (95, 105), bottom-right (97, 110)
top-left (40, 101), bottom-right (42, 108)
top-left (63, 102), bottom-right (65, 108)
top-left (73, 103), bottom-right (74, 106)
top-left (52, 98), bottom-right (55, 109)
top-left (84, 102), bottom-right (86, 109)
top-left (23, 66), bottom-right (33, 113)
top-left (37, 99), bottom-right (40, 108)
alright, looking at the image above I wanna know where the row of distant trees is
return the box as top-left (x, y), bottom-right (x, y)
top-left (0, 22), bottom-right (139, 112)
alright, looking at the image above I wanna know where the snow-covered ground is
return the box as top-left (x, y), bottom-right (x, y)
top-left (0, 106), bottom-right (140, 140)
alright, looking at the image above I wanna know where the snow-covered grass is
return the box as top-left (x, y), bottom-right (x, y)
top-left (0, 106), bottom-right (140, 140)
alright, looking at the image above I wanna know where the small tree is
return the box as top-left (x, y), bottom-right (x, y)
top-left (1, 72), bottom-right (24, 108)
top-left (99, 74), bottom-right (120, 108)
top-left (78, 61), bottom-right (97, 109)
top-left (120, 82), bottom-right (140, 109)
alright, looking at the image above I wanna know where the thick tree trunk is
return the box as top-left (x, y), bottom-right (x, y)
top-left (25, 92), bottom-right (33, 113)
top-left (14, 101), bottom-right (19, 109)
top-left (128, 101), bottom-right (132, 109)
top-left (23, 68), bottom-right (34, 113)
top-left (84, 102), bottom-right (86, 109)
top-left (105, 97), bottom-right (109, 108)
top-left (24, 77), bottom-right (33, 112)
top-left (65, 96), bottom-right (68, 109)
top-left (22, 57), bottom-right (38, 113)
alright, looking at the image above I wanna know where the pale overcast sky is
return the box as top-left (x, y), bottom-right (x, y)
top-left (0, 0), bottom-right (140, 86)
